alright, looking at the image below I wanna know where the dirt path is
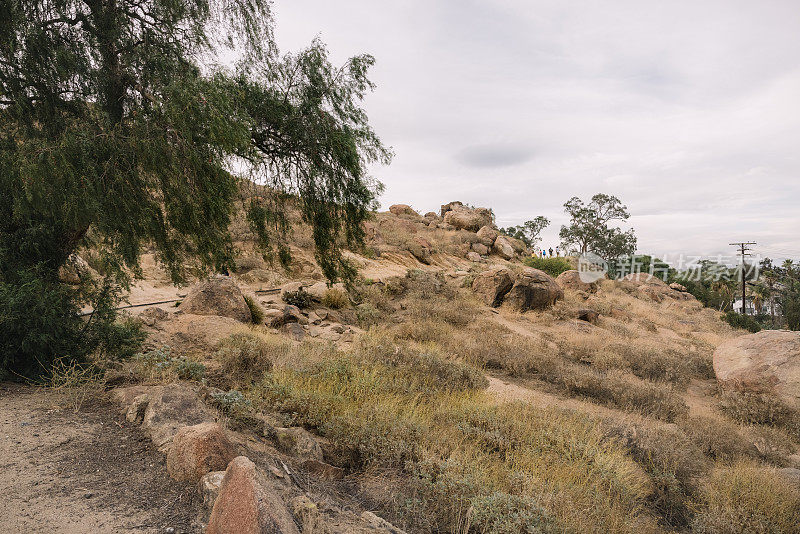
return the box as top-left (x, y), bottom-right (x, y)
top-left (0, 384), bottom-right (202, 533)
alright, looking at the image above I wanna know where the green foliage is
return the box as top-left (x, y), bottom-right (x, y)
top-left (500, 216), bottom-right (550, 247)
top-left (523, 256), bottom-right (572, 278)
top-left (0, 271), bottom-right (144, 380)
top-left (243, 295), bottom-right (264, 325)
top-left (283, 288), bottom-right (312, 309)
top-left (559, 194), bottom-right (636, 259)
top-left (0, 0), bottom-right (389, 377)
top-left (722, 311), bottom-right (761, 333)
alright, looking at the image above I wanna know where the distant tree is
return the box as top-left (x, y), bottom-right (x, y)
top-left (559, 194), bottom-right (636, 259)
top-left (0, 0), bottom-right (390, 378)
top-left (500, 216), bottom-right (550, 247)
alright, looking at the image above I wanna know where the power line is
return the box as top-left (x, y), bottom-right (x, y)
top-left (730, 241), bottom-right (756, 315)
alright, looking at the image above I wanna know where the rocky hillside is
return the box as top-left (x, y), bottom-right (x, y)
top-left (17, 199), bottom-right (800, 533)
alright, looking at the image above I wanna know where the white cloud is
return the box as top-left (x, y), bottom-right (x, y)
top-left (271, 0), bottom-right (800, 261)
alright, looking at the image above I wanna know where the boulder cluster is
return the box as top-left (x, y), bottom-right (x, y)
top-left (114, 383), bottom-right (406, 534)
top-left (620, 272), bottom-right (695, 302)
top-left (388, 200), bottom-right (527, 263)
top-left (177, 277), bottom-right (360, 343)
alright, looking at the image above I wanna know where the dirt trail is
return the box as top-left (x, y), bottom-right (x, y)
top-left (0, 384), bottom-right (202, 533)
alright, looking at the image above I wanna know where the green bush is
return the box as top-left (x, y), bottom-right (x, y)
top-left (282, 288), bottom-right (312, 308)
top-left (523, 256), bottom-right (573, 278)
top-left (0, 272), bottom-right (144, 380)
top-left (722, 311), bottom-right (761, 333)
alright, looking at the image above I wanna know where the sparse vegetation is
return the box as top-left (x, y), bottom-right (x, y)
top-left (131, 346), bottom-right (206, 382)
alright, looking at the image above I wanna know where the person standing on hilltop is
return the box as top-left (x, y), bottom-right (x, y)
top-left (549, 247), bottom-right (554, 257)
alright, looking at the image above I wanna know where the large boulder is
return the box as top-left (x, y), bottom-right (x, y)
top-left (180, 277), bottom-right (252, 323)
top-left (492, 235), bottom-right (516, 260)
top-left (472, 267), bottom-right (514, 307)
top-left (406, 236), bottom-right (432, 265)
top-left (166, 422), bottom-right (237, 483)
top-left (475, 226), bottom-right (498, 247)
top-left (440, 200), bottom-right (464, 218)
top-left (206, 456), bottom-right (300, 534)
top-left (471, 242), bottom-right (490, 255)
top-left (389, 204), bottom-right (419, 217)
top-left (713, 331), bottom-right (800, 410)
top-left (443, 206), bottom-right (493, 232)
top-left (141, 383), bottom-right (216, 449)
top-left (305, 281), bottom-right (346, 302)
top-left (503, 267), bottom-right (563, 312)
top-left (556, 270), bottom-right (599, 293)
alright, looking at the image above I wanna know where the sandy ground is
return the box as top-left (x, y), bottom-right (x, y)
top-left (0, 384), bottom-right (202, 533)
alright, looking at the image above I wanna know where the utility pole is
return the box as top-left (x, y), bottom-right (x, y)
top-left (730, 241), bottom-right (756, 314)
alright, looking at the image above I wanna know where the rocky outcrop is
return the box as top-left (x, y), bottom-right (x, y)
top-left (466, 251), bottom-right (482, 262)
top-left (475, 226), bottom-right (498, 247)
top-left (206, 456), bottom-right (300, 534)
top-left (166, 422), bottom-right (237, 483)
top-left (389, 204), bottom-right (419, 217)
top-left (471, 242), bottom-right (490, 255)
top-left (713, 331), bottom-right (800, 410)
top-left (492, 235), bottom-right (516, 260)
top-left (440, 200), bottom-right (464, 218)
top-left (180, 277), bottom-right (252, 323)
top-left (472, 267), bottom-right (514, 307)
top-left (406, 236), bottom-right (432, 264)
top-left (556, 270), bottom-right (599, 293)
top-left (141, 383), bottom-right (217, 449)
top-left (503, 268), bottom-right (563, 312)
top-left (442, 206), bottom-right (493, 232)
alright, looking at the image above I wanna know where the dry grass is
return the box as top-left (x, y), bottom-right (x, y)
top-left (321, 287), bottom-right (350, 309)
top-left (691, 460), bottom-right (800, 533)
top-left (249, 331), bottom-right (659, 533)
top-left (214, 332), bottom-right (274, 386)
top-left (44, 357), bottom-right (105, 412)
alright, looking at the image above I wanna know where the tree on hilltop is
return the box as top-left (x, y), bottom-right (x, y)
top-left (500, 216), bottom-right (550, 247)
top-left (559, 194), bottom-right (636, 259)
top-left (0, 0), bottom-right (390, 378)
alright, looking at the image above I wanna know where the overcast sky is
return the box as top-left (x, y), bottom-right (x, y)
top-left (272, 0), bottom-right (800, 263)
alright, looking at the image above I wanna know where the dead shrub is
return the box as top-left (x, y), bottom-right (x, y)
top-left (322, 287), bottom-right (349, 309)
top-left (215, 332), bottom-right (273, 385)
